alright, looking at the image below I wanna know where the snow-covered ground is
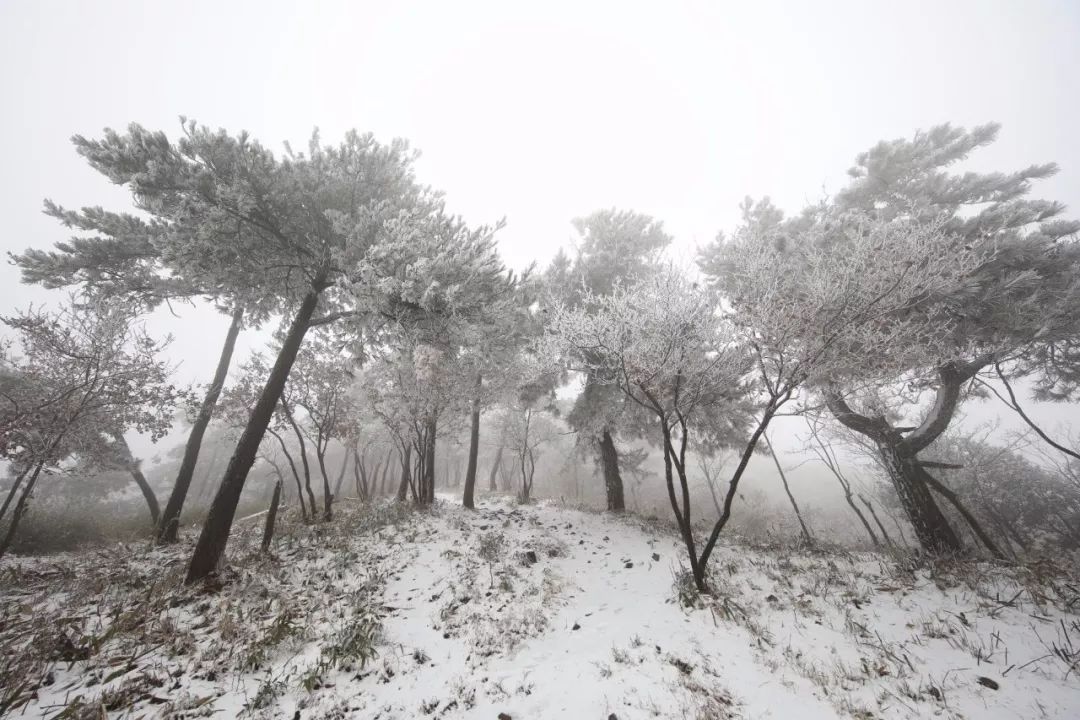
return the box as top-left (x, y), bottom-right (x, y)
top-left (2, 496), bottom-right (1078, 719)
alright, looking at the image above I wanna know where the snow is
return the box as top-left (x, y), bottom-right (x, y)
top-left (2, 495), bottom-right (1078, 719)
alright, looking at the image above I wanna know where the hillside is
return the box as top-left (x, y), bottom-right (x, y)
top-left (2, 497), bottom-right (1078, 719)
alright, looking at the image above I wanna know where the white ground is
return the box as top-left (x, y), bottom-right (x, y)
top-left (4, 495), bottom-right (1079, 719)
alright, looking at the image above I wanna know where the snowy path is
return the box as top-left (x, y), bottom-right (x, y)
top-left (357, 499), bottom-right (844, 719)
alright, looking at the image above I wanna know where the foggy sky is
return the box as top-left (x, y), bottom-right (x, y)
top-left (1, 0), bottom-right (1078, 465)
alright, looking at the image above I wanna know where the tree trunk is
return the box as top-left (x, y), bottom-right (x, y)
top-left (599, 430), bottom-right (625, 512)
top-left (128, 466), bottom-right (160, 528)
top-left (487, 444), bottom-right (503, 492)
top-left (0, 464), bottom-right (32, 528)
top-left (396, 446), bottom-right (411, 502)
top-left (858, 495), bottom-right (894, 546)
top-left (185, 287), bottom-right (321, 584)
top-left (0, 459), bottom-right (46, 559)
top-left (379, 449), bottom-right (393, 496)
top-left (158, 306), bottom-right (243, 543)
top-left (764, 433), bottom-right (812, 545)
top-left (878, 443), bottom-right (963, 554)
top-left (282, 403), bottom-right (318, 520)
top-left (842, 490), bottom-right (879, 547)
top-left (315, 440), bottom-right (332, 521)
top-left (261, 479), bottom-right (282, 553)
top-left (269, 429), bottom-right (307, 522)
top-left (333, 451), bottom-right (349, 499)
top-left (113, 434), bottom-right (159, 528)
top-left (421, 418), bottom-right (437, 505)
top-left (462, 375), bottom-right (482, 509)
top-left (920, 470), bottom-right (1006, 559)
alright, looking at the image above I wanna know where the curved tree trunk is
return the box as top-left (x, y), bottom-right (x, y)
top-left (158, 306), bottom-right (243, 543)
top-left (878, 443), bottom-right (963, 554)
top-left (113, 434), bottom-right (159, 528)
top-left (462, 375), bottom-right (482, 509)
top-left (186, 286), bottom-right (321, 584)
top-left (599, 430), bottom-right (625, 512)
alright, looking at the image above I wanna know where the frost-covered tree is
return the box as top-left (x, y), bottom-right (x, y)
top-left (350, 206), bottom-right (509, 506)
top-left (0, 297), bottom-right (177, 558)
top-left (548, 269), bottom-right (752, 590)
top-left (708, 124), bottom-right (1080, 555)
top-left (701, 199), bottom-right (984, 556)
top-left (545, 209), bottom-right (672, 512)
top-left (13, 157), bottom-right (250, 545)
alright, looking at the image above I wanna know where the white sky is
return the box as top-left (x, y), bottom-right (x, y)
top-left (1, 0), bottom-right (1078, 461)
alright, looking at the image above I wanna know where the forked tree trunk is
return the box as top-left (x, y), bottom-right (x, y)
top-left (158, 306), bottom-right (244, 543)
top-left (186, 287), bottom-right (321, 584)
top-left (599, 430), bottom-right (625, 512)
top-left (878, 444), bottom-right (963, 554)
top-left (463, 375), bottom-right (482, 509)
top-left (261, 479), bottom-right (282, 553)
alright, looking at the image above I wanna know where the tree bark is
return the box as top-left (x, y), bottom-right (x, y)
top-left (599, 430), bottom-right (625, 512)
top-left (157, 306), bottom-right (243, 543)
top-left (825, 387), bottom-right (964, 555)
top-left (261, 479), bottom-right (282, 553)
top-left (877, 443), bottom-right (963, 554)
top-left (185, 286), bottom-right (321, 584)
top-left (462, 375), bottom-right (482, 509)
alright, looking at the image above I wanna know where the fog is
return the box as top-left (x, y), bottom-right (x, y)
top-left (1, 0), bottom-right (1078, 531)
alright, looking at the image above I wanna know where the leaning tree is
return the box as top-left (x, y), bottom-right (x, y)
top-left (66, 121), bottom-right (434, 583)
top-left (700, 198), bottom-right (984, 557)
top-left (710, 124), bottom-right (1080, 555)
